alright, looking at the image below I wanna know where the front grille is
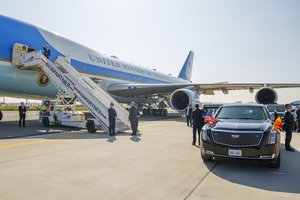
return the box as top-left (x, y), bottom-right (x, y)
top-left (211, 129), bottom-right (264, 147)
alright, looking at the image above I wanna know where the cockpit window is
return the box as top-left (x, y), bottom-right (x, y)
top-left (216, 106), bottom-right (268, 120)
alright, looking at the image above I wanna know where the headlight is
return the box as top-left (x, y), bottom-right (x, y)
top-left (201, 129), bottom-right (208, 141)
top-left (268, 130), bottom-right (277, 144)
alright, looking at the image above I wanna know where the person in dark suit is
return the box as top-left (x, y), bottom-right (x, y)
top-left (185, 104), bottom-right (193, 126)
top-left (108, 102), bottom-right (117, 136)
top-left (296, 106), bottom-right (300, 133)
top-left (284, 104), bottom-right (295, 152)
top-left (129, 102), bottom-right (138, 136)
top-left (191, 104), bottom-right (204, 145)
top-left (273, 109), bottom-right (279, 122)
top-left (43, 45), bottom-right (51, 59)
top-left (18, 102), bottom-right (27, 127)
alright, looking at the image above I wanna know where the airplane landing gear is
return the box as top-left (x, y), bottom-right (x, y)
top-left (142, 108), bottom-right (168, 116)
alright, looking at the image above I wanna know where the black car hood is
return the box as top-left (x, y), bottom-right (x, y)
top-left (212, 119), bottom-right (271, 132)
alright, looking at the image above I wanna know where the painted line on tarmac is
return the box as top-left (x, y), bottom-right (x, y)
top-left (183, 161), bottom-right (220, 200)
top-left (0, 133), bottom-right (91, 150)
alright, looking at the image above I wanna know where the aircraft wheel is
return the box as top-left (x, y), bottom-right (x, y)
top-left (143, 108), bottom-right (148, 115)
top-left (42, 117), bottom-right (50, 127)
top-left (86, 120), bottom-right (96, 133)
top-left (146, 109), bottom-right (151, 115)
top-left (158, 109), bottom-right (163, 116)
top-left (152, 109), bottom-right (158, 116)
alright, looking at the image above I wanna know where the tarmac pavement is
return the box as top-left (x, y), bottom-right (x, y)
top-left (0, 112), bottom-right (299, 200)
top-left (0, 111), bottom-right (81, 138)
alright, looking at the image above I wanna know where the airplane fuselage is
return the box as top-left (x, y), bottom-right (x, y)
top-left (0, 15), bottom-right (188, 99)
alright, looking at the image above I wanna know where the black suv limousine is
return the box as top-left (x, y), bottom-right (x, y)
top-left (200, 104), bottom-right (281, 168)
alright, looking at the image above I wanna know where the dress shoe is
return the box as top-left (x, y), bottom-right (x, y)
top-left (286, 148), bottom-right (295, 152)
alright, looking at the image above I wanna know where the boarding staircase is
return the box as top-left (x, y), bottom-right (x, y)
top-left (14, 45), bottom-right (130, 133)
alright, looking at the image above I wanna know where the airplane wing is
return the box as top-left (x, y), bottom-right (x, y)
top-left (106, 82), bottom-right (300, 97)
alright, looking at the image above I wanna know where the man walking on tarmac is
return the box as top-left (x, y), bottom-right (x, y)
top-left (191, 104), bottom-right (204, 145)
top-left (284, 104), bottom-right (295, 152)
top-left (108, 103), bottom-right (117, 136)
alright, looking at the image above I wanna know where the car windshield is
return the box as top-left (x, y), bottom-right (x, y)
top-left (216, 106), bottom-right (267, 120)
top-left (267, 104), bottom-right (285, 112)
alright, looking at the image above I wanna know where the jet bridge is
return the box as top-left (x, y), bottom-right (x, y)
top-left (12, 43), bottom-right (130, 133)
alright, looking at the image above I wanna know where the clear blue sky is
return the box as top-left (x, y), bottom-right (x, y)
top-left (1, 0), bottom-right (300, 103)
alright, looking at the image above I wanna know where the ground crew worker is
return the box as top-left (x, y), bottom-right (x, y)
top-left (284, 104), bottom-right (295, 152)
top-left (108, 103), bottom-right (117, 136)
top-left (191, 104), bottom-right (204, 145)
top-left (129, 102), bottom-right (138, 136)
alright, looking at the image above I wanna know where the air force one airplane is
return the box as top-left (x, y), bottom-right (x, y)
top-left (0, 15), bottom-right (300, 113)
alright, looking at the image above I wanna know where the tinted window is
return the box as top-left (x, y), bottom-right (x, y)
top-left (267, 104), bottom-right (285, 112)
top-left (216, 106), bottom-right (268, 120)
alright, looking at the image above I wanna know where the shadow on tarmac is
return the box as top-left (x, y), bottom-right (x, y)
top-left (0, 112), bottom-right (184, 139)
top-left (202, 144), bottom-right (300, 194)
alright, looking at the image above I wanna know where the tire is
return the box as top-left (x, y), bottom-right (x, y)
top-left (201, 151), bottom-right (212, 161)
top-left (158, 109), bottom-right (163, 116)
top-left (142, 109), bottom-right (147, 115)
top-left (152, 109), bottom-right (157, 116)
top-left (163, 109), bottom-right (168, 116)
top-left (268, 153), bottom-right (280, 169)
top-left (0, 111), bottom-right (2, 121)
top-left (86, 120), bottom-right (96, 133)
top-left (42, 117), bottom-right (50, 127)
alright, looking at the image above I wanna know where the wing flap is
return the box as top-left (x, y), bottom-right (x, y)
top-left (106, 82), bottom-right (300, 97)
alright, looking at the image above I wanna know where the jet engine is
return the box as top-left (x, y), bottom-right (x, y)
top-left (170, 89), bottom-right (200, 112)
top-left (255, 87), bottom-right (278, 104)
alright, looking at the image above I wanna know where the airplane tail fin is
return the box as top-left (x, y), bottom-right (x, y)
top-left (178, 51), bottom-right (194, 81)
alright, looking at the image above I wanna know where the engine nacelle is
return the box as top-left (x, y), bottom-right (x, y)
top-left (170, 89), bottom-right (200, 112)
top-left (255, 87), bottom-right (278, 104)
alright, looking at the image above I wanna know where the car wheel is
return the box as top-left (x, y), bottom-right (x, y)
top-left (268, 152), bottom-right (280, 169)
top-left (86, 120), bottom-right (96, 133)
top-left (201, 151), bottom-right (213, 161)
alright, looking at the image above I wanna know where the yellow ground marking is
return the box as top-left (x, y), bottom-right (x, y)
top-left (0, 133), bottom-right (92, 150)
top-left (0, 120), bottom-right (179, 150)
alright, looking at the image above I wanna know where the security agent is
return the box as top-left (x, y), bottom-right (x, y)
top-left (191, 104), bottom-right (204, 145)
top-left (185, 104), bottom-right (193, 127)
top-left (284, 104), bottom-right (295, 152)
top-left (296, 105), bottom-right (300, 133)
top-left (0, 110), bottom-right (3, 125)
top-left (108, 103), bottom-right (117, 136)
top-left (129, 102), bottom-right (139, 136)
top-left (18, 102), bottom-right (27, 127)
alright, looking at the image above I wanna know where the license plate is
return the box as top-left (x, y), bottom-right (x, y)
top-left (228, 149), bottom-right (242, 157)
